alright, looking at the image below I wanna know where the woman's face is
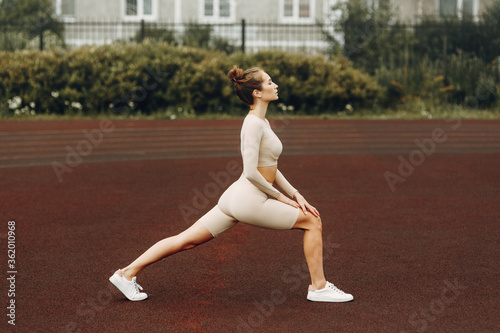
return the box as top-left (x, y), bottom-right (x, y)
top-left (257, 71), bottom-right (279, 102)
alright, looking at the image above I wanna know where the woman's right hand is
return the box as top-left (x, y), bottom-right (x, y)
top-left (276, 193), bottom-right (301, 210)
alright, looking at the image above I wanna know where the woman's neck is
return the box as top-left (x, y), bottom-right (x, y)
top-left (248, 101), bottom-right (268, 120)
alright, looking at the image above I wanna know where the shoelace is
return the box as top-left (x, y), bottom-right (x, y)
top-left (326, 282), bottom-right (345, 294)
top-left (132, 278), bottom-right (144, 293)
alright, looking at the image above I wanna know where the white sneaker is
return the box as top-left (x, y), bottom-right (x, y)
top-left (307, 281), bottom-right (354, 302)
top-left (109, 271), bottom-right (148, 301)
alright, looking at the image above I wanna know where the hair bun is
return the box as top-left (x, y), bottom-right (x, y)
top-left (227, 66), bottom-right (264, 106)
top-left (228, 65), bottom-right (244, 84)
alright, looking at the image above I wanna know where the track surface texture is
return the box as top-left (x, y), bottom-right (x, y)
top-left (0, 119), bottom-right (499, 333)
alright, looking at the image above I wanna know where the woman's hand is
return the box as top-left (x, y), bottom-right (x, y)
top-left (276, 192), bottom-right (320, 218)
top-left (293, 192), bottom-right (320, 217)
top-left (276, 193), bottom-right (301, 210)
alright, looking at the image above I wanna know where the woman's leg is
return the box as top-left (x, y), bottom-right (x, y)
top-left (226, 181), bottom-right (327, 290)
top-left (119, 220), bottom-right (214, 281)
top-left (292, 211), bottom-right (327, 291)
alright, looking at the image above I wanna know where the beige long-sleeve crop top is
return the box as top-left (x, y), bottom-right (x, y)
top-left (241, 114), bottom-right (298, 199)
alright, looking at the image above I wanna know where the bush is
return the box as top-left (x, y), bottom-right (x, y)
top-left (181, 23), bottom-right (236, 54)
top-left (229, 51), bottom-right (381, 113)
top-left (375, 57), bottom-right (446, 106)
top-left (0, 42), bottom-right (382, 117)
top-left (0, 49), bottom-right (66, 115)
top-left (374, 52), bottom-right (499, 109)
top-left (413, 17), bottom-right (499, 65)
top-left (132, 25), bottom-right (177, 44)
top-left (329, 0), bottom-right (500, 70)
top-left (327, 0), bottom-right (500, 110)
top-left (182, 24), bottom-right (211, 49)
top-left (446, 52), bottom-right (499, 108)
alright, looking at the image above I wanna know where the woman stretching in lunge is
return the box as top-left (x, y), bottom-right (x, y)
top-left (109, 66), bottom-right (353, 303)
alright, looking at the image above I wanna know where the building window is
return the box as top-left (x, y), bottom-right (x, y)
top-left (439, 0), bottom-right (479, 18)
top-left (280, 0), bottom-right (315, 23)
top-left (284, 0), bottom-right (294, 17)
top-left (299, 0), bottom-right (310, 18)
top-left (205, 0), bottom-right (214, 16)
top-left (61, 0), bottom-right (75, 15)
top-left (440, 0), bottom-right (457, 16)
top-left (126, 0), bottom-right (137, 15)
top-left (219, 0), bottom-right (230, 18)
top-left (462, 0), bottom-right (479, 17)
top-left (123, 0), bottom-right (157, 21)
top-left (199, 0), bottom-right (235, 23)
top-left (367, 0), bottom-right (391, 10)
top-left (54, 0), bottom-right (75, 17)
top-left (144, 0), bottom-right (152, 15)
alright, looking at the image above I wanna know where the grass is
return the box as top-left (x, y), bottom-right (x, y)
top-left (1, 102), bottom-right (499, 121)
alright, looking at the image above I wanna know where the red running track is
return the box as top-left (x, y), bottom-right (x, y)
top-left (0, 119), bottom-right (499, 333)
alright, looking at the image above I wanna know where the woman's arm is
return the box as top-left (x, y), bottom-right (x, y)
top-left (276, 169), bottom-right (320, 217)
top-left (242, 118), bottom-right (281, 198)
top-left (274, 169), bottom-right (298, 198)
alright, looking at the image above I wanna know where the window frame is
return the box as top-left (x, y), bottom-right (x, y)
top-left (54, 0), bottom-right (76, 21)
top-left (459, 0), bottom-right (479, 18)
top-left (122, 0), bottom-right (159, 22)
top-left (279, 0), bottom-right (316, 24)
top-left (438, 0), bottom-right (480, 19)
top-left (198, 0), bottom-right (236, 23)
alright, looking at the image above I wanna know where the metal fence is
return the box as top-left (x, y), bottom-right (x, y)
top-left (66, 19), bottom-right (334, 54)
top-left (0, 19), bottom-right (337, 54)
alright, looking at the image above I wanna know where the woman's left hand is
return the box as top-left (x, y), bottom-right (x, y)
top-left (294, 192), bottom-right (320, 217)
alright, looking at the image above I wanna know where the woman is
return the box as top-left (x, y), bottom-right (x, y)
top-left (109, 66), bottom-right (353, 303)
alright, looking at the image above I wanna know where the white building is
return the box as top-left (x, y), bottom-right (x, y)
top-left (54, 0), bottom-right (494, 22)
top-left (53, 0), bottom-right (495, 50)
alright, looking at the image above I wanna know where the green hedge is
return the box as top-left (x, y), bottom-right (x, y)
top-left (0, 42), bottom-right (381, 117)
top-left (374, 53), bottom-right (500, 110)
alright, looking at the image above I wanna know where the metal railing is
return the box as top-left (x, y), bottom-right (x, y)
top-left (0, 19), bottom-right (335, 54)
top-left (67, 19), bottom-right (332, 54)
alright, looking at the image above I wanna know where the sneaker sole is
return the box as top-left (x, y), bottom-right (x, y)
top-left (109, 274), bottom-right (148, 301)
top-left (307, 295), bottom-right (354, 302)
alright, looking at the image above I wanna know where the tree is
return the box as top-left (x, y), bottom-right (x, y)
top-left (0, 0), bottom-right (64, 50)
top-left (481, 0), bottom-right (500, 63)
top-left (326, 0), bottom-right (407, 73)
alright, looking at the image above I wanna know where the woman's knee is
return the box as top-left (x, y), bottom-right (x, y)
top-left (177, 223), bottom-right (214, 251)
top-left (181, 241), bottom-right (197, 251)
top-left (294, 213), bottom-right (322, 231)
top-left (309, 215), bottom-right (322, 232)
top-left (178, 234), bottom-right (202, 251)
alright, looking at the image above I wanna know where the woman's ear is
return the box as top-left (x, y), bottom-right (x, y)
top-left (253, 89), bottom-right (262, 99)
